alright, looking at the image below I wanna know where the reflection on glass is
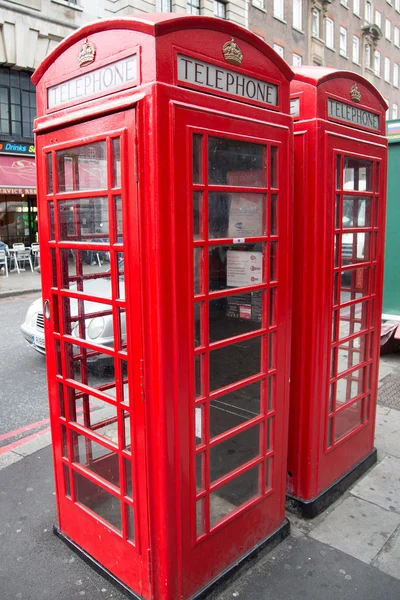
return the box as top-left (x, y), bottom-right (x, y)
top-left (209, 244), bottom-right (264, 292)
top-left (196, 452), bottom-right (204, 492)
top-left (126, 504), bottom-right (135, 542)
top-left (266, 417), bottom-right (274, 453)
top-left (195, 354), bottom-right (202, 398)
top-left (270, 242), bottom-right (277, 282)
top-left (335, 195), bottom-right (341, 229)
top-left (49, 202), bottom-right (55, 240)
top-left (340, 267), bottom-right (369, 302)
top-left (336, 368), bottom-right (364, 407)
top-left (343, 157), bottom-right (373, 191)
top-left (193, 134), bottom-right (203, 183)
top-left (342, 197), bottom-right (371, 228)
top-left (196, 498), bottom-right (205, 537)
top-left (124, 457), bottom-right (132, 498)
top-left (210, 382), bottom-right (261, 438)
top-left (63, 464), bottom-right (71, 497)
top-left (341, 232), bottom-right (370, 264)
top-left (210, 425), bottom-right (260, 483)
top-left (336, 155), bottom-right (341, 189)
top-left (123, 410), bottom-right (131, 450)
top-left (208, 192), bottom-right (265, 238)
top-left (337, 335), bottom-right (366, 374)
top-left (73, 471), bottom-right (121, 531)
top-left (62, 296), bottom-right (114, 347)
top-left (267, 375), bottom-right (275, 411)
top-left (210, 464), bottom-right (260, 527)
top-left (112, 138), bottom-right (121, 188)
top-left (72, 430), bottom-right (120, 487)
top-left (338, 302), bottom-right (368, 339)
top-left (69, 390), bottom-right (118, 430)
top-left (209, 336), bottom-right (261, 391)
top-left (334, 399), bottom-right (363, 442)
top-left (57, 142), bottom-right (107, 192)
top-left (209, 292), bottom-right (262, 343)
top-left (194, 248), bottom-right (202, 294)
top-left (270, 147), bottom-right (278, 188)
top-left (270, 194), bottom-right (278, 235)
top-left (193, 192), bottom-right (202, 240)
top-left (58, 197), bottom-right (109, 242)
top-left (208, 137), bottom-right (266, 186)
top-left (114, 196), bottom-right (123, 243)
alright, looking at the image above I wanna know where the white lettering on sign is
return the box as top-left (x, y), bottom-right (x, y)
top-left (327, 98), bottom-right (380, 131)
top-left (177, 54), bottom-right (278, 106)
top-left (47, 54), bottom-right (137, 109)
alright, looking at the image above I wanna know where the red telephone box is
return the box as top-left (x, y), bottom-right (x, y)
top-left (287, 67), bottom-right (387, 518)
top-left (32, 15), bottom-right (294, 599)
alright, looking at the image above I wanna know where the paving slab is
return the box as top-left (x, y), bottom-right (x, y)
top-left (374, 407), bottom-right (400, 460)
top-left (308, 496), bottom-right (400, 564)
top-left (374, 525), bottom-right (400, 581)
top-left (351, 455), bottom-right (400, 514)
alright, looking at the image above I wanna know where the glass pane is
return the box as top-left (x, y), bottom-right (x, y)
top-left (63, 464), bottom-right (71, 497)
top-left (72, 431), bottom-right (119, 487)
top-left (124, 457), bottom-right (132, 498)
top-left (340, 267), bottom-right (370, 302)
top-left (341, 232), bottom-right (370, 264)
top-left (58, 197), bottom-right (109, 242)
top-left (195, 404), bottom-right (205, 444)
top-left (60, 249), bottom-right (114, 298)
top-left (209, 244), bottom-right (264, 292)
top-left (209, 292), bottom-right (262, 343)
top-left (125, 504), bottom-right (135, 542)
top-left (210, 425), bottom-right (260, 483)
top-left (57, 142), bottom-right (107, 192)
top-left (196, 498), bottom-right (205, 538)
top-left (114, 196), bottom-right (123, 243)
top-left (210, 382), bottom-right (261, 438)
top-left (68, 389), bottom-right (118, 429)
top-left (196, 452), bottom-right (204, 492)
top-left (64, 345), bottom-right (117, 399)
top-left (337, 335), bottom-right (366, 373)
top-left (267, 376), bottom-right (275, 411)
top-left (208, 137), bottom-right (266, 187)
top-left (334, 399), bottom-right (363, 441)
top-left (210, 464), bottom-right (260, 527)
top-left (208, 192), bottom-right (266, 238)
top-left (47, 154), bottom-right (53, 194)
top-left (194, 247), bottom-right (202, 294)
top-left (195, 354), bottom-right (203, 398)
top-left (270, 147), bottom-right (278, 188)
top-left (112, 138), bottom-right (121, 188)
top-left (269, 242), bottom-right (277, 282)
top-left (62, 297), bottom-right (114, 347)
top-left (210, 336), bottom-right (261, 391)
top-left (266, 417), bottom-right (274, 453)
top-left (336, 368), bottom-right (364, 407)
top-left (49, 202), bottom-right (55, 240)
top-left (339, 302), bottom-right (368, 339)
top-left (270, 194), bottom-right (278, 235)
top-left (265, 455), bottom-right (273, 491)
top-left (193, 192), bottom-right (203, 240)
top-left (343, 157), bottom-right (373, 191)
top-left (342, 197), bottom-right (372, 228)
top-left (194, 301), bottom-right (202, 347)
top-left (192, 134), bottom-right (203, 184)
top-left (73, 471), bottom-right (121, 531)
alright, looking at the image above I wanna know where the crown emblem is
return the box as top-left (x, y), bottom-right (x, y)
top-left (222, 38), bottom-right (243, 66)
top-left (78, 39), bottom-right (96, 67)
top-left (350, 83), bottom-right (361, 103)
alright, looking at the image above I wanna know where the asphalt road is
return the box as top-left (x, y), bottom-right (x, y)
top-left (0, 292), bottom-right (49, 444)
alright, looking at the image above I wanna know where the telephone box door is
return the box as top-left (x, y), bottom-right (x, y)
top-left (37, 110), bottom-right (150, 595)
top-left (320, 133), bottom-right (386, 490)
top-left (174, 107), bottom-right (292, 597)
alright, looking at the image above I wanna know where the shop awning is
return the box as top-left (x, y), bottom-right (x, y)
top-left (0, 155), bottom-right (36, 195)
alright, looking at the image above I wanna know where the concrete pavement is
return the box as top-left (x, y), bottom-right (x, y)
top-left (1, 273), bottom-right (400, 599)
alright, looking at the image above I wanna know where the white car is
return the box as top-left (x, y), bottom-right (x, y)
top-left (20, 277), bottom-right (125, 356)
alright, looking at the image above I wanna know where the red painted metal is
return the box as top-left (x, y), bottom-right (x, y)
top-left (33, 14), bottom-right (293, 600)
top-left (288, 67), bottom-right (387, 505)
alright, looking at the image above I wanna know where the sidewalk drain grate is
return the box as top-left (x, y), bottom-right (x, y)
top-left (378, 372), bottom-right (400, 409)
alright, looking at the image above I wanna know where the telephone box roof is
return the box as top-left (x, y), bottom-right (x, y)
top-left (292, 66), bottom-right (387, 110)
top-left (32, 13), bottom-right (294, 86)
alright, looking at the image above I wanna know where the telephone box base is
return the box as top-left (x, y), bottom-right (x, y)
top-left (286, 448), bottom-right (378, 519)
top-left (54, 520), bottom-right (290, 600)
top-left (53, 526), bottom-right (144, 600)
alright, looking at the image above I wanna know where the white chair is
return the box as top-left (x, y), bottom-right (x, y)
top-left (13, 243), bottom-right (25, 250)
top-left (16, 247), bottom-right (34, 272)
top-left (31, 243), bottom-right (40, 269)
top-left (0, 249), bottom-right (8, 277)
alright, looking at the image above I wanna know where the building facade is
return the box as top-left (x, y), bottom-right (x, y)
top-left (0, 0), bottom-right (398, 245)
top-left (248, 0), bottom-right (400, 119)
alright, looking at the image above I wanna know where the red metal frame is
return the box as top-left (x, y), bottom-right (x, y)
top-left (33, 14), bottom-right (294, 600)
top-left (288, 67), bottom-right (387, 507)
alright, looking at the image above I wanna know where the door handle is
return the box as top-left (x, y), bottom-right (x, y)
top-left (43, 299), bottom-right (51, 321)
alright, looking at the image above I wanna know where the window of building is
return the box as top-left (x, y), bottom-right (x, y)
top-left (252, 0), bottom-right (265, 9)
top-left (273, 43), bottom-right (284, 58)
top-left (374, 50), bottom-right (381, 76)
top-left (387, 0), bottom-right (392, 5)
top-left (385, 99), bottom-right (390, 119)
top-left (393, 63), bottom-right (399, 87)
top-left (340, 0), bottom-right (348, 6)
top-left (365, 43), bottom-right (371, 68)
top-left (396, 0), bottom-right (400, 11)
top-left (326, 18), bottom-right (334, 49)
top-left (385, 19), bottom-right (391, 40)
top-left (340, 26), bottom-right (348, 57)
top-left (365, 0), bottom-right (372, 23)
top-left (293, 53), bottom-right (303, 66)
top-left (312, 8), bottom-right (320, 37)
top-left (385, 57), bottom-right (391, 81)
top-left (375, 10), bottom-right (381, 28)
top-left (293, 0), bottom-right (302, 30)
top-left (187, 0), bottom-right (201, 13)
top-left (156, 0), bottom-right (172, 10)
top-left (395, 27), bottom-right (400, 47)
top-left (352, 35), bottom-right (360, 63)
top-left (0, 68), bottom-right (36, 138)
top-left (274, 0), bottom-right (284, 20)
top-left (353, 0), bottom-right (360, 15)
top-left (393, 104), bottom-right (399, 119)
top-left (214, 0), bottom-right (226, 18)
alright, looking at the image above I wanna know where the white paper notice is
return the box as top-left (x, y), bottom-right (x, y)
top-left (226, 251), bottom-right (263, 287)
top-left (228, 193), bottom-right (263, 238)
top-left (195, 407), bottom-right (202, 439)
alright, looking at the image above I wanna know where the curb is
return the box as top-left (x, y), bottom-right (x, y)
top-left (0, 287), bottom-right (42, 299)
